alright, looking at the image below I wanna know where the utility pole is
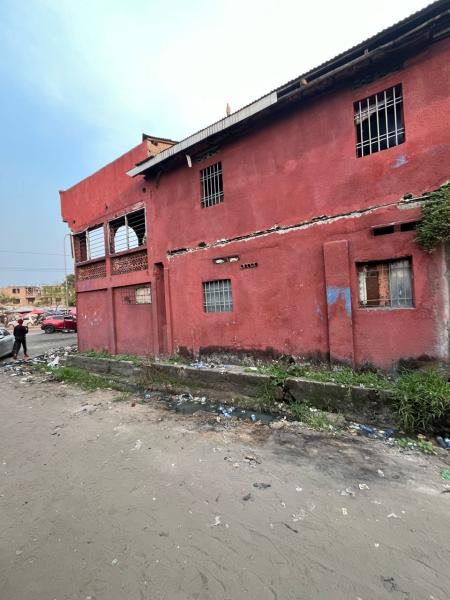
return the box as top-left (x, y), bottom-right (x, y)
top-left (63, 234), bottom-right (70, 308)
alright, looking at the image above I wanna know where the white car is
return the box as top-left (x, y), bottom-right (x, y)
top-left (0, 328), bottom-right (14, 358)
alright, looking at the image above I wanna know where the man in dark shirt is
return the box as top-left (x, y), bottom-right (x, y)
top-left (13, 319), bottom-right (29, 359)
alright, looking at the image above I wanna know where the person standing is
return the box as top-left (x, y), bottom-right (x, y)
top-left (13, 318), bottom-right (29, 359)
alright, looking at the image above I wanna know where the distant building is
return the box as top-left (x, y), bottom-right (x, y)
top-left (61, 2), bottom-right (450, 369)
top-left (0, 286), bottom-right (41, 306)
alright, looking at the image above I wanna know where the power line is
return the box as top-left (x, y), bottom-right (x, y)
top-left (0, 267), bottom-right (68, 271)
top-left (0, 250), bottom-right (65, 256)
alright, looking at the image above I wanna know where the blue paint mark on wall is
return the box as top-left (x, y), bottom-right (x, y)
top-left (326, 286), bottom-right (352, 318)
top-left (392, 154), bottom-right (408, 168)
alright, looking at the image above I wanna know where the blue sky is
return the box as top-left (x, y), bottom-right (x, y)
top-left (0, 0), bottom-right (429, 286)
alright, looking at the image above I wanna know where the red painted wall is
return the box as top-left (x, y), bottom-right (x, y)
top-left (149, 39), bottom-right (450, 260)
top-left (113, 287), bottom-right (154, 356)
top-left (61, 142), bottom-right (150, 233)
top-left (60, 37), bottom-right (450, 368)
top-left (77, 290), bottom-right (110, 352)
top-left (164, 202), bottom-right (447, 369)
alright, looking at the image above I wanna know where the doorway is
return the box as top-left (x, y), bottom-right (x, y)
top-left (154, 263), bottom-right (168, 355)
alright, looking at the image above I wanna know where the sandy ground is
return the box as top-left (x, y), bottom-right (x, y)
top-left (0, 373), bottom-right (449, 600)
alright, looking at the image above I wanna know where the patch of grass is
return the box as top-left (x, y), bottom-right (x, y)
top-left (80, 350), bottom-right (142, 365)
top-left (392, 369), bottom-right (450, 433)
top-left (258, 362), bottom-right (390, 390)
top-left (290, 402), bottom-right (333, 431)
top-left (45, 366), bottom-right (122, 391)
top-left (113, 391), bottom-right (132, 402)
top-left (395, 437), bottom-right (437, 455)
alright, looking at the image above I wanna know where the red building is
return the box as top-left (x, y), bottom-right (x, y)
top-left (61, 2), bottom-right (450, 369)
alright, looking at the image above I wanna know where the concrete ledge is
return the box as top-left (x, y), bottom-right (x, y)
top-left (65, 355), bottom-right (394, 424)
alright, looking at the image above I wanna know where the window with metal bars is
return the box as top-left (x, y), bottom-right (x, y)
top-left (203, 279), bottom-right (233, 312)
top-left (200, 162), bottom-right (224, 208)
top-left (73, 224), bottom-right (105, 263)
top-left (354, 84), bottom-right (405, 157)
top-left (109, 209), bottom-right (146, 254)
top-left (357, 258), bottom-right (413, 308)
top-left (119, 285), bottom-right (152, 305)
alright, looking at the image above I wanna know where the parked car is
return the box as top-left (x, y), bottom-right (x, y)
top-left (0, 328), bottom-right (14, 358)
top-left (9, 315), bottom-right (36, 328)
top-left (41, 315), bottom-right (77, 334)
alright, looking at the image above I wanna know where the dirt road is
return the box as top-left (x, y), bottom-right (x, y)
top-left (0, 374), bottom-right (449, 600)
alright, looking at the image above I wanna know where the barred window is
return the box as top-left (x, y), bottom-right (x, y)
top-left (203, 279), bottom-right (233, 312)
top-left (109, 209), bottom-right (146, 254)
top-left (200, 162), bottom-right (224, 208)
top-left (354, 84), bottom-right (405, 157)
top-left (119, 285), bottom-right (152, 305)
top-left (358, 259), bottom-right (412, 308)
top-left (73, 224), bottom-right (105, 263)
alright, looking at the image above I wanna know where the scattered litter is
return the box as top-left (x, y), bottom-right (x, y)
top-left (47, 356), bottom-right (60, 368)
top-left (178, 393), bottom-right (194, 403)
top-left (341, 507), bottom-right (348, 516)
top-left (133, 440), bottom-right (142, 451)
top-left (242, 493), bottom-right (253, 502)
top-left (340, 488), bottom-right (355, 497)
top-left (232, 462), bottom-right (240, 468)
top-left (387, 513), bottom-right (399, 519)
top-left (377, 469), bottom-right (385, 478)
top-left (111, 558), bottom-right (118, 565)
top-left (250, 414), bottom-right (257, 422)
top-left (295, 486), bottom-right (303, 492)
top-left (374, 543), bottom-right (380, 548)
top-left (291, 510), bottom-right (306, 522)
top-left (15, 550), bottom-right (23, 556)
top-left (349, 422), bottom-right (396, 442)
top-left (284, 523), bottom-right (298, 534)
top-left (244, 455), bottom-right (261, 465)
top-left (441, 469), bottom-right (450, 481)
top-left (190, 361), bottom-right (208, 369)
top-left (358, 483), bottom-right (370, 491)
top-left (210, 516), bottom-right (222, 527)
top-left (253, 482), bottom-right (271, 490)
top-left (218, 405), bottom-right (234, 418)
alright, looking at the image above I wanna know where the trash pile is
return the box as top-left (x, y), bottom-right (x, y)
top-left (348, 422), bottom-right (396, 441)
top-left (190, 360), bottom-right (227, 373)
top-left (1, 345), bottom-right (77, 382)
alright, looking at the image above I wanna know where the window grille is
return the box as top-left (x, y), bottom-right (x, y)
top-left (109, 209), bottom-right (146, 254)
top-left (119, 285), bottom-right (152, 305)
top-left (358, 258), bottom-right (412, 308)
top-left (354, 84), bottom-right (405, 157)
top-left (203, 279), bottom-right (233, 312)
top-left (73, 224), bottom-right (105, 262)
top-left (200, 162), bottom-right (224, 208)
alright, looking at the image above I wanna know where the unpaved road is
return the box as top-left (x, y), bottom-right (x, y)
top-left (0, 374), bottom-right (449, 600)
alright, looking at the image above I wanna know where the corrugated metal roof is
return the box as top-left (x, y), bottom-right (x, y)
top-left (128, 0), bottom-right (450, 178)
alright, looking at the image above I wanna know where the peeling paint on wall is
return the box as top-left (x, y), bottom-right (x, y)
top-left (326, 286), bottom-right (352, 318)
top-left (392, 154), bottom-right (408, 168)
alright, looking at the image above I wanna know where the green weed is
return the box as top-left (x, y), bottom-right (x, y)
top-left (45, 366), bottom-right (122, 391)
top-left (80, 350), bottom-right (142, 365)
top-left (290, 402), bottom-right (333, 431)
top-left (395, 437), bottom-right (437, 455)
top-left (392, 369), bottom-right (450, 433)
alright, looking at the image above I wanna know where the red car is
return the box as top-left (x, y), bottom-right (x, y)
top-left (41, 315), bottom-right (77, 334)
